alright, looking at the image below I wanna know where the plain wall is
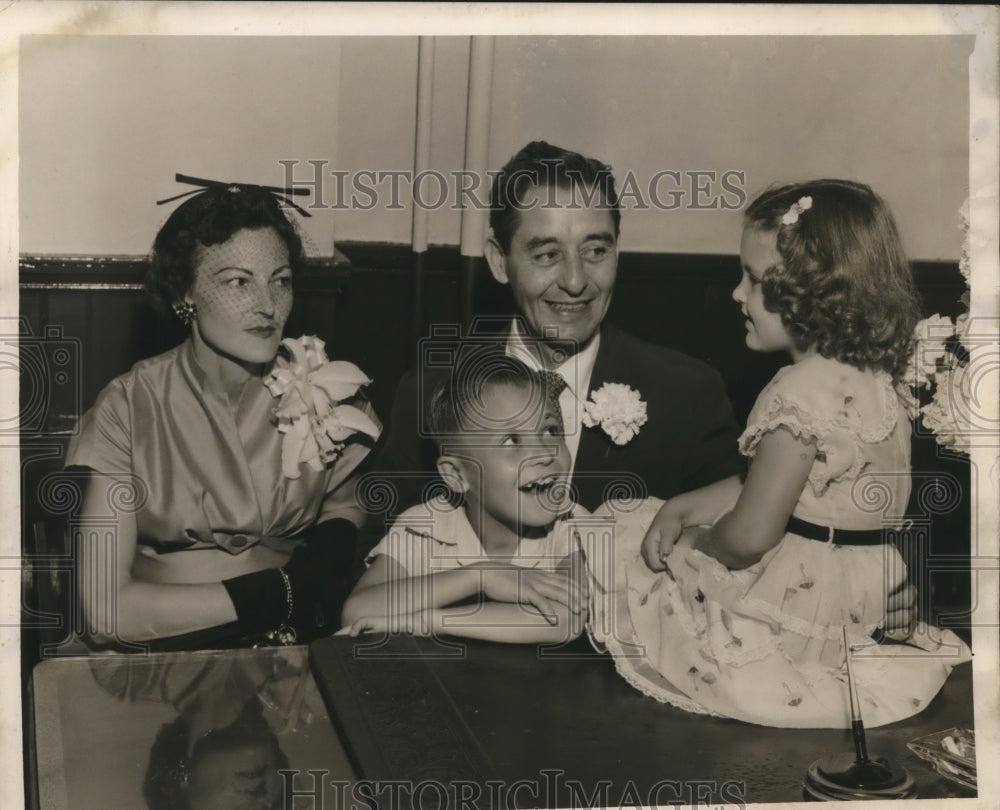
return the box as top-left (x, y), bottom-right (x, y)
top-left (487, 36), bottom-right (972, 260)
top-left (20, 35), bottom-right (971, 260)
top-left (19, 35), bottom-right (344, 256)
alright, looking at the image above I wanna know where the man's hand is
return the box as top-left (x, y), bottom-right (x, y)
top-left (640, 505), bottom-right (684, 571)
top-left (880, 582), bottom-right (918, 642)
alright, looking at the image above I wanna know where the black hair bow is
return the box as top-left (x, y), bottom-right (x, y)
top-left (156, 173), bottom-right (313, 217)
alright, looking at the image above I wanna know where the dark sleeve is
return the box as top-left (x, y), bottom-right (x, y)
top-left (355, 368), bottom-right (444, 559)
top-left (679, 364), bottom-right (746, 492)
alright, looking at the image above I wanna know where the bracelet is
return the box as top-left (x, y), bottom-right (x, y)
top-left (222, 567), bottom-right (289, 636)
top-left (264, 568), bottom-right (297, 646)
top-left (277, 567), bottom-right (293, 626)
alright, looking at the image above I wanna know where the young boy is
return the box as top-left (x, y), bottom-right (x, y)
top-left (341, 353), bottom-right (587, 643)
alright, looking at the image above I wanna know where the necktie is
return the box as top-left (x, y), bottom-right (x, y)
top-left (540, 370), bottom-right (568, 410)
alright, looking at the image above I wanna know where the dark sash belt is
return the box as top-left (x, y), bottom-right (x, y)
top-left (785, 515), bottom-right (885, 546)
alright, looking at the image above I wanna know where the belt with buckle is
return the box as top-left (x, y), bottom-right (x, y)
top-left (785, 515), bottom-right (884, 545)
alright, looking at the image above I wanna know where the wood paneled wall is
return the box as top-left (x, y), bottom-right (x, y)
top-left (19, 247), bottom-right (969, 433)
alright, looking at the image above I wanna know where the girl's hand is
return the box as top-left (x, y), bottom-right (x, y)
top-left (640, 506), bottom-right (685, 571)
top-left (473, 565), bottom-right (584, 623)
top-left (340, 609), bottom-right (434, 638)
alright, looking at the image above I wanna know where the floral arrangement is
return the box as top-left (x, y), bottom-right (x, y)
top-left (901, 206), bottom-right (973, 456)
top-left (264, 335), bottom-right (381, 478)
top-left (581, 382), bottom-right (648, 445)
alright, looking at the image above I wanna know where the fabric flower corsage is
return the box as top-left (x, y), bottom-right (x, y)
top-left (264, 335), bottom-right (381, 478)
top-left (581, 383), bottom-right (648, 445)
top-left (781, 195), bottom-right (813, 225)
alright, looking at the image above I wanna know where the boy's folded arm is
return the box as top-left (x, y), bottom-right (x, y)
top-left (340, 554), bottom-right (486, 626)
top-left (427, 600), bottom-right (587, 644)
top-left (429, 551), bottom-right (588, 643)
top-left (342, 548), bottom-right (589, 641)
top-left (341, 553), bottom-right (583, 626)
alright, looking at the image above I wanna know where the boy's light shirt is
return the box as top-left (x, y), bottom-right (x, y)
top-left (366, 496), bottom-right (581, 577)
top-left (506, 319), bottom-right (600, 473)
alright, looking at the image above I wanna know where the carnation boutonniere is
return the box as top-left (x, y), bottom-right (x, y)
top-left (264, 335), bottom-right (381, 478)
top-left (581, 382), bottom-right (648, 446)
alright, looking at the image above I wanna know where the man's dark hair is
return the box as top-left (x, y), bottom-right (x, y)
top-left (489, 141), bottom-right (621, 253)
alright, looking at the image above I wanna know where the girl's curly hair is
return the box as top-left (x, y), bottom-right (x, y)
top-left (744, 179), bottom-right (921, 380)
top-left (146, 186), bottom-right (306, 315)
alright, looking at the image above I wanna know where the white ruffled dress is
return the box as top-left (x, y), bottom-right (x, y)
top-left (587, 355), bottom-right (970, 728)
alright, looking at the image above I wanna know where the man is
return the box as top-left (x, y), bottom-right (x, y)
top-left (368, 140), bottom-right (742, 519)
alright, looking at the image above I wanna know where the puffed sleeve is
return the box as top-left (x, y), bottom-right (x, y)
top-left (364, 504), bottom-right (438, 578)
top-left (738, 360), bottom-right (898, 495)
top-left (64, 378), bottom-right (133, 475)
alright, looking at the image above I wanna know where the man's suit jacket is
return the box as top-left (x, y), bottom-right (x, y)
top-left (361, 322), bottom-right (744, 539)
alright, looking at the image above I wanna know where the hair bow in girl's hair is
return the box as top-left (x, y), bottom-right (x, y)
top-left (265, 336), bottom-right (381, 479)
top-left (156, 172), bottom-right (313, 217)
top-left (781, 195), bottom-right (813, 226)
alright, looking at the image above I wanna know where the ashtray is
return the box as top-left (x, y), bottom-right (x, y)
top-left (906, 727), bottom-right (976, 791)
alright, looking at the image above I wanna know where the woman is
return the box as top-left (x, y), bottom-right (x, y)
top-left (66, 182), bottom-right (379, 647)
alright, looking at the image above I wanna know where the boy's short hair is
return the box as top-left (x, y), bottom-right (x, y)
top-left (428, 347), bottom-right (560, 447)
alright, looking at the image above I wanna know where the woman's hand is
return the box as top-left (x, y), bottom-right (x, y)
top-left (640, 506), bottom-right (685, 572)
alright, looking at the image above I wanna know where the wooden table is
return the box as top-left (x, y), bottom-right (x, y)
top-left (309, 635), bottom-right (976, 808)
top-left (27, 638), bottom-right (978, 809)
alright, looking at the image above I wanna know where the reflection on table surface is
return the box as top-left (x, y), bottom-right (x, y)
top-left (30, 647), bottom-right (352, 810)
top-left (31, 637), bottom-right (977, 810)
top-left (309, 634), bottom-right (977, 808)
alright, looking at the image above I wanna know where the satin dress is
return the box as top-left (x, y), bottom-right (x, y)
top-left (66, 338), bottom-right (377, 583)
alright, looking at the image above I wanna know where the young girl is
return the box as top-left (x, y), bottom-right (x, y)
top-left (342, 352), bottom-right (588, 644)
top-left (587, 180), bottom-right (970, 728)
